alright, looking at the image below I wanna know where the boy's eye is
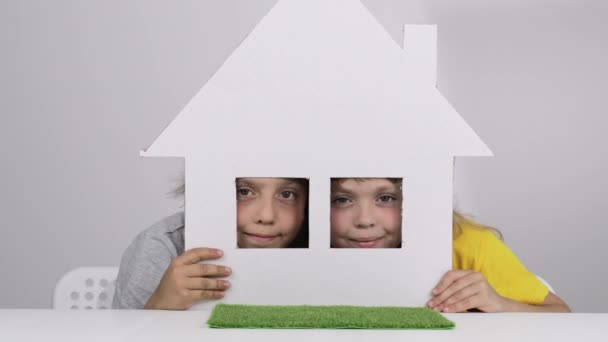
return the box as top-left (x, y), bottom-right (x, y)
top-left (377, 195), bottom-right (397, 203)
top-left (331, 197), bottom-right (352, 206)
top-left (278, 190), bottom-right (296, 200)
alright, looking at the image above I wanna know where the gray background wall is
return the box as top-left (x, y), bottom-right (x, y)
top-left (1, 0), bottom-right (606, 311)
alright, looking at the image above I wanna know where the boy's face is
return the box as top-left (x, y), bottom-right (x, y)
top-left (236, 178), bottom-right (307, 248)
top-left (330, 178), bottom-right (402, 248)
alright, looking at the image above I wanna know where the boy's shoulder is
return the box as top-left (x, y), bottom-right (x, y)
top-left (143, 211), bottom-right (185, 236)
top-left (133, 211), bottom-right (185, 256)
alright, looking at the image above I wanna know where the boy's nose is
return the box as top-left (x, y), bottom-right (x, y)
top-left (255, 198), bottom-right (276, 225)
top-left (354, 203), bottom-right (375, 228)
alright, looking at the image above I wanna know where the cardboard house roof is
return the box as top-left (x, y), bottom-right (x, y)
top-left (141, 0), bottom-right (492, 163)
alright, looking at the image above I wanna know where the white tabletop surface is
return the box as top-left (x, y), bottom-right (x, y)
top-left (0, 309), bottom-right (606, 342)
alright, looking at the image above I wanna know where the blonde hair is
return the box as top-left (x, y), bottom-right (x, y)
top-left (453, 211), bottom-right (503, 241)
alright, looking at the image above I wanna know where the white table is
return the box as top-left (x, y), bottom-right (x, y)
top-left (1, 309), bottom-right (606, 342)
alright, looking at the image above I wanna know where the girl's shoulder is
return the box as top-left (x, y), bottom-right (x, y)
top-left (454, 221), bottom-right (502, 250)
top-left (452, 220), bottom-right (505, 271)
top-left (453, 219), bottom-right (549, 304)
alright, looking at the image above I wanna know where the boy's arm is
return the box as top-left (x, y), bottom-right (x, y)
top-left (112, 232), bottom-right (177, 309)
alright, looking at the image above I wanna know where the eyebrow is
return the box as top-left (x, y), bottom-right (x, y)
top-left (330, 183), bottom-right (353, 195)
top-left (235, 178), bottom-right (303, 189)
top-left (279, 180), bottom-right (301, 188)
top-left (374, 185), bottom-right (401, 193)
top-left (331, 183), bottom-right (401, 195)
top-left (235, 179), bottom-right (252, 187)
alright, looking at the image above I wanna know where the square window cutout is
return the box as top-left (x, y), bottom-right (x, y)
top-left (330, 178), bottom-right (403, 248)
top-left (236, 177), bottom-right (309, 248)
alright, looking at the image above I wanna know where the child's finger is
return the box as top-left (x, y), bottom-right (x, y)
top-left (432, 270), bottom-right (474, 295)
top-left (436, 282), bottom-right (479, 309)
top-left (174, 248), bottom-right (224, 266)
top-left (185, 278), bottom-right (231, 291)
top-left (441, 293), bottom-right (483, 313)
top-left (183, 263), bottom-right (232, 278)
top-left (428, 270), bottom-right (475, 307)
top-left (189, 290), bottom-right (225, 301)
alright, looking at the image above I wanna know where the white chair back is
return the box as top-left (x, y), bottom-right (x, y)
top-left (54, 267), bottom-right (118, 310)
top-left (53, 268), bottom-right (554, 308)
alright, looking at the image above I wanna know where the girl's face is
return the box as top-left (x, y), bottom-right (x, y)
top-left (236, 178), bottom-right (307, 248)
top-left (330, 178), bottom-right (402, 248)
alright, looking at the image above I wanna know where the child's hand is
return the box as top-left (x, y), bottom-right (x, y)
top-left (144, 247), bottom-right (232, 310)
top-left (426, 270), bottom-right (506, 313)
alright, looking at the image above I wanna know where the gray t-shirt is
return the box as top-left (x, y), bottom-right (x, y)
top-left (112, 212), bottom-right (185, 309)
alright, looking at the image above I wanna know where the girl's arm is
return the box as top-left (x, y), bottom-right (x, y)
top-left (428, 270), bottom-right (571, 313)
top-left (439, 225), bottom-right (572, 313)
top-left (501, 291), bottom-right (571, 313)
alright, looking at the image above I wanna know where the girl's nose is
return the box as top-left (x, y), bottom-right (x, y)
top-left (255, 198), bottom-right (276, 225)
top-left (354, 203), bottom-right (375, 228)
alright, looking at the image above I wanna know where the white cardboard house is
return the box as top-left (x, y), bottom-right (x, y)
top-left (141, 0), bottom-right (492, 309)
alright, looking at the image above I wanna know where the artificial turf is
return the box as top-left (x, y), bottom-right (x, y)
top-left (207, 304), bottom-right (455, 330)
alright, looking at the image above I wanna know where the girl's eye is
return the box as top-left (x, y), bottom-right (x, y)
top-left (378, 195), bottom-right (397, 203)
top-left (279, 191), bottom-right (296, 200)
top-left (237, 188), bottom-right (253, 197)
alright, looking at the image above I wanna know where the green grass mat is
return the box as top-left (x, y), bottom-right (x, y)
top-left (207, 304), bottom-right (455, 330)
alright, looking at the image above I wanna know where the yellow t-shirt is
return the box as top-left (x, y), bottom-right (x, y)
top-left (452, 224), bottom-right (549, 305)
